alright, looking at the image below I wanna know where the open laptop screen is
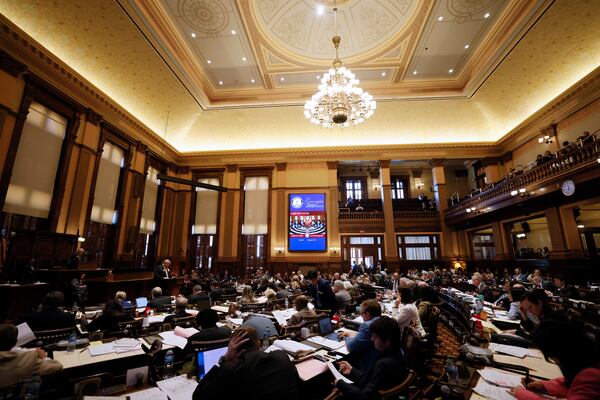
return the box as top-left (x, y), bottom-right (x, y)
top-left (196, 346), bottom-right (228, 379)
top-left (135, 297), bottom-right (148, 308)
top-left (319, 318), bottom-right (334, 335)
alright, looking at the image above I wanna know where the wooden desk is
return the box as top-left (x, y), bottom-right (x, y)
top-left (492, 354), bottom-right (562, 380)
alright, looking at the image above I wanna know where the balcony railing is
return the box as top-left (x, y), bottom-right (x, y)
top-left (338, 209), bottom-right (439, 220)
top-left (339, 211), bottom-right (384, 220)
top-left (393, 210), bottom-right (439, 219)
top-left (448, 138), bottom-right (600, 214)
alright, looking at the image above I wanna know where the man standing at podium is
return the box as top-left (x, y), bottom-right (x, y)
top-left (154, 259), bottom-right (171, 293)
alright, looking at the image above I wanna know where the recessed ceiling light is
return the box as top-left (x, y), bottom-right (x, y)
top-left (484, 12), bottom-right (490, 18)
top-left (317, 4), bottom-right (325, 15)
top-left (448, 68), bottom-right (454, 73)
top-left (381, 72), bottom-right (387, 77)
top-left (280, 77), bottom-right (285, 82)
top-left (191, 32), bottom-right (197, 38)
top-left (242, 57), bottom-right (247, 61)
top-left (207, 60), bottom-right (212, 64)
top-left (412, 70), bottom-right (418, 75)
top-left (577, 224), bottom-right (585, 229)
top-left (218, 81), bottom-right (223, 85)
top-left (464, 44), bottom-right (470, 49)
top-left (251, 78), bottom-right (255, 83)
top-left (316, 75), bottom-right (321, 79)
top-left (438, 16), bottom-right (443, 21)
top-left (231, 30), bottom-right (236, 35)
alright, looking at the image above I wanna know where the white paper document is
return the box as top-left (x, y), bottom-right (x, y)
top-left (16, 323), bottom-right (36, 347)
top-left (272, 339), bottom-right (314, 354)
top-left (173, 326), bottom-right (199, 338)
top-left (472, 378), bottom-right (515, 400)
top-left (211, 305), bottom-right (230, 313)
top-left (488, 343), bottom-right (530, 358)
top-left (327, 362), bottom-right (353, 384)
top-left (88, 343), bottom-right (115, 356)
top-left (271, 309), bottom-right (296, 326)
top-left (148, 315), bottom-right (167, 324)
top-left (478, 367), bottom-right (522, 388)
top-left (159, 331), bottom-right (188, 350)
top-left (226, 317), bottom-right (244, 325)
top-left (296, 358), bottom-right (328, 381)
top-left (156, 375), bottom-right (198, 400)
top-left (307, 336), bottom-right (346, 350)
top-left (128, 387), bottom-right (168, 400)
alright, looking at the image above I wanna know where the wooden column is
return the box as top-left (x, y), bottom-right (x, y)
top-left (559, 206), bottom-right (584, 258)
top-left (545, 207), bottom-right (569, 259)
top-left (327, 161), bottom-right (341, 265)
top-left (218, 164), bottom-right (240, 264)
top-left (272, 163), bottom-right (287, 259)
top-left (379, 160), bottom-right (399, 267)
top-left (431, 159), bottom-right (455, 261)
top-left (491, 220), bottom-right (511, 260)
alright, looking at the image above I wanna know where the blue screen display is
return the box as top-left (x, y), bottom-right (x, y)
top-left (288, 193), bottom-right (327, 251)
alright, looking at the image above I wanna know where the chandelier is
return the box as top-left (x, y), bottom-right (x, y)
top-left (304, 3), bottom-right (376, 128)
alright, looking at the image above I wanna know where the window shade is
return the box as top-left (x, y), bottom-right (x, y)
top-left (242, 176), bottom-right (269, 235)
top-left (192, 177), bottom-right (219, 234)
top-left (140, 167), bottom-right (159, 234)
top-left (90, 142), bottom-right (124, 224)
top-left (3, 102), bottom-right (66, 218)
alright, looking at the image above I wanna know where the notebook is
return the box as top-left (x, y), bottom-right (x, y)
top-left (196, 346), bottom-right (228, 379)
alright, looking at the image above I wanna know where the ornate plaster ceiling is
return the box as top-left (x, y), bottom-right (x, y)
top-left (0, 0), bottom-right (599, 155)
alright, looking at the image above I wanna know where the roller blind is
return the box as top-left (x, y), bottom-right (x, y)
top-left (140, 167), bottom-right (159, 234)
top-left (242, 176), bottom-right (269, 235)
top-left (90, 142), bottom-right (124, 224)
top-left (192, 177), bottom-right (219, 234)
top-left (3, 102), bottom-right (66, 218)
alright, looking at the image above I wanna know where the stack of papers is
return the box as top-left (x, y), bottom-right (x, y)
top-left (472, 379), bottom-right (514, 400)
top-left (295, 359), bottom-right (328, 381)
top-left (156, 375), bottom-right (198, 400)
top-left (173, 326), bottom-right (199, 338)
top-left (488, 343), bottom-right (529, 358)
top-left (270, 339), bottom-right (314, 356)
top-left (271, 309), bottom-right (297, 326)
top-left (327, 362), bottom-right (353, 384)
top-left (307, 336), bottom-right (346, 350)
top-left (478, 367), bottom-right (522, 387)
top-left (16, 323), bottom-right (36, 347)
top-left (88, 339), bottom-right (142, 356)
top-left (128, 387), bottom-right (168, 400)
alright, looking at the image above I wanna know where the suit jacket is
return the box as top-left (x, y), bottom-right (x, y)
top-left (307, 279), bottom-right (338, 313)
top-left (154, 265), bottom-right (169, 281)
top-left (184, 326), bottom-right (231, 354)
top-left (345, 317), bottom-right (379, 372)
top-left (336, 349), bottom-right (407, 400)
top-left (147, 296), bottom-right (172, 309)
top-left (192, 349), bottom-right (300, 400)
top-left (21, 308), bottom-right (75, 331)
top-left (163, 310), bottom-right (193, 325)
top-left (188, 293), bottom-right (211, 306)
top-left (86, 313), bottom-right (132, 332)
top-left (0, 350), bottom-right (62, 387)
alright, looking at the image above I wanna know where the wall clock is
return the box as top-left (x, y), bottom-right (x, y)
top-left (561, 180), bottom-right (576, 196)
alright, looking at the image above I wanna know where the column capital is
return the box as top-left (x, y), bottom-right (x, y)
top-left (429, 158), bottom-right (445, 167)
top-left (378, 160), bottom-right (391, 169)
top-left (275, 162), bottom-right (287, 171)
top-left (326, 161), bottom-right (338, 170)
top-left (86, 108), bottom-right (103, 126)
top-left (226, 164), bottom-right (237, 173)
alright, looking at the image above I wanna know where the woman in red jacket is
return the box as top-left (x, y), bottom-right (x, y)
top-left (511, 318), bottom-right (600, 399)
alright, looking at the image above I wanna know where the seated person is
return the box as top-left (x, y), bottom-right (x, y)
top-left (275, 283), bottom-right (290, 299)
top-left (511, 318), bottom-right (600, 400)
top-left (84, 299), bottom-right (132, 332)
top-left (193, 326), bottom-right (300, 400)
top-left (163, 297), bottom-right (193, 325)
top-left (242, 315), bottom-right (278, 339)
top-left (221, 282), bottom-right (238, 296)
top-left (508, 286), bottom-right (525, 320)
top-left (20, 291), bottom-right (75, 331)
top-left (551, 274), bottom-right (580, 299)
top-left (188, 285), bottom-right (210, 306)
top-left (240, 286), bottom-right (256, 304)
top-left (115, 291), bottom-right (132, 308)
top-left (185, 309), bottom-right (231, 352)
top-left (209, 281), bottom-right (223, 303)
top-left (395, 288), bottom-right (425, 337)
top-left (0, 324), bottom-right (63, 387)
top-left (288, 295), bottom-right (317, 326)
top-left (339, 299), bottom-right (381, 372)
top-left (518, 289), bottom-right (557, 339)
top-left (471, 273), bottom-right (493, 301)
top-left (335, 316), bottom-right (408, 399)
top-left (417, 286), bottom-right (440, 329)
top-left (147, 287), bottom-right (172, 309)
top-left (333, 280), bottom-right (352, 310)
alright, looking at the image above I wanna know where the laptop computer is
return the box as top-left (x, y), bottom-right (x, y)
top-left (318, 318), bottom-right (342, 342)
top-left (135, 297), bottom-right (148, 312)
top-left (196, 346), bottom-right (228, 379)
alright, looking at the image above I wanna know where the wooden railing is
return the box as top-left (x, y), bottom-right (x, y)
top-left (448, 139), bottom-right (600, 214)
top-left (339, 211), bottom-right (384, 220)
top-left (393, 210), bottom-right (439, 219)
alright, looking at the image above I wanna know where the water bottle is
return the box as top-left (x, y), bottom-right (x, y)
top-left (475, 295), bottom-right (484, 314)
top-left (163, 349), bottom-right (175, 379)
top-left (262, 327), bottom-right (271, 350)
top-left (23, 375), bottom-right (42, 399)
top-left (67, 331), bottom-right (77, 353)
top-left (445, 356), bottom-right (458, 385)
top-left (284, 297), bottom-right (289, 309)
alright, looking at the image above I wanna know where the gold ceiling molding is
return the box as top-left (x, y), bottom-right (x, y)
top-left (556, 97), bottom-right (600, 132)
top-left (497, 66), bottom-right (600, 153)
top-left (0, 15), bottom-right (179, 162)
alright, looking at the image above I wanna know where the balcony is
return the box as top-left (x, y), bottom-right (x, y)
top-left (445, 139), bottom-right (600, 223)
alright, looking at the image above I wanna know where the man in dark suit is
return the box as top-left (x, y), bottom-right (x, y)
top-left (306, 270), bottom-right (338, 314)
top-left (186, 309), bottom-right (231, 350)
top-left (163, 297), bottom-right (193, 325)
top-left (20, 291), bottom-right (75, 331)
top-left (188, 285), bottom-right (211, 306)
top-left (192, 326), bottom-right (300, 400)
top-left (154, 259), bottom-right (171, 281)
top-left (147, 287), bottom-right (172, 309)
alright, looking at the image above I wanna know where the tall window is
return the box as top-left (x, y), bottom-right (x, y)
top-left (391, 177), bottom-right (409, 199)
top-left (343, 178), bottom-right (364, 201)
top-left (242, 176), bottom-right (269, 272)
top-left (472, 231), bottom-right (495, 260)
top-left (191, 177), bottom-right (220, 269)
top-left (3, 102), bottom-right (66, 219)
top-left (397, 234), bottom-right (440, 260)
top-left (137, 167), bottom-right (160, 268)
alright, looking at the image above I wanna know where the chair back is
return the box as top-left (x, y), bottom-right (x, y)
top-left (240, 302), bottom-right (266, 312)
top-left (378, 370), bottom-right (416, 400)
top-left (0, 382), bottom-right (24, 399)
top-left (32, 326), bottom-right (74, 345)
top-left (402, 326), bottom-right (426, 371)
top-left (268, 298), bottom-right (286, 310)
top-left (192, 299), bottom-right (211, 310)
top-left (220, 293), bottom-right (237, 303)
top-left (189, 338), bottom-right (230, 352)
top-left (172, 315), bottom-right (196, 328)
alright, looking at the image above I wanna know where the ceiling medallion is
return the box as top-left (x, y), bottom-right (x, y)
top-left (304, 2), bottom-right (376, 128)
